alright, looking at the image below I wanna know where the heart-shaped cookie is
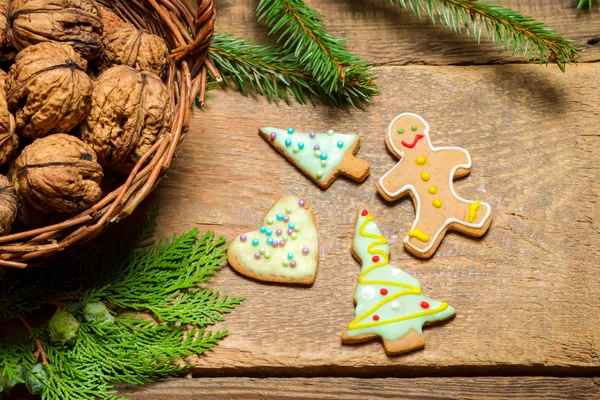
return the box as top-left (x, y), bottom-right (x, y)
top-left (227, 196), bottom-right (319, 285)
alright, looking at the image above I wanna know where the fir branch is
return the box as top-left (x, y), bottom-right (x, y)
top-left (390, 0), bottom-right (579, 71)
top-left (256, 0), bottom-right (377, 107)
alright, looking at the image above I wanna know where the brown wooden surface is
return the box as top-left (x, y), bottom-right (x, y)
top-left (128, 0), bottom-right (599, 397)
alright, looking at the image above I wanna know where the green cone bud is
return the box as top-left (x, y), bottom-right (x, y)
top-left (25, 363), bottom-right (49, 395)
top-left (48, 309), bottom-right (80, 345)
top-left (83, 302), bottom-right (114, 325)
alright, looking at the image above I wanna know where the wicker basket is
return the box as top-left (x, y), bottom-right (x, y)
top-left (0, 0), bottom-right (216, 268)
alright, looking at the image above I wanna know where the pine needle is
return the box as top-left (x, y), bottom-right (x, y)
top-left (390, 0), bottom-right (579, 71)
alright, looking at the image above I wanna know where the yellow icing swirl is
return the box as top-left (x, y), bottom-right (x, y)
top-left (409, 229), bottom-right (430, 242)
top-left (468, 201), bottom-right (480, 223)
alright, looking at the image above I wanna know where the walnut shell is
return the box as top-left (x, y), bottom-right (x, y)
top-left (0, 70), bottom-right (16, 166)
top-left (0, 0), bottom-right (10, 52)
top-left (0, 174), bottom-right (17, 235)
top-left (101, 24), bottom-right (169, 78)
top-left (8, 0), bottom-right (103, 60)
top-left (5, 42), bottom-right (93, 140)
top-left (81, 66), bottom-right (170, 174)
top-left (12, 134), bottom-right (103, 214)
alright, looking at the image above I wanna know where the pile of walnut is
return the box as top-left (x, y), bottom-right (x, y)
top-left (0, 0), bottom-right (171, 236)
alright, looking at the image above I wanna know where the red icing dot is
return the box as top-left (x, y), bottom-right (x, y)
top-left (372, 255), bottom-right (380, 262)
top-left (372, 315), bottom-right (380, 321)
top-left (420, 301), bottom-right (430, 309)
top-left (380, 288), bottom-right (388, 295)
top-left (361, 209), bottom-right (368, 216)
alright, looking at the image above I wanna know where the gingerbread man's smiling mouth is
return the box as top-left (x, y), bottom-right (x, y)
top-left (402, 134), bottom-right (424, 148)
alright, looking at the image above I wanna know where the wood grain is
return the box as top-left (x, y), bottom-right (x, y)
top-left (215, 0), bottom-right (600, 65)
top-left (120, 377), bottom-right (600, 399)
top-left (138, 62), bottom-right (600, 375)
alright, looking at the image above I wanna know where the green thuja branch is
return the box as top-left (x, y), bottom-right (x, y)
top-left (390, 0), bottom-right (579, 71)
top-left (256, 0), bottom-right (377, 107)
top-left (0, 209), bottom-right (243, 399)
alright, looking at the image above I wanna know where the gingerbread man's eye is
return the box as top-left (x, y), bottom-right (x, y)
top-left (411, 125), bottom-right (418, 131)
top-left (397, 128), bottom-right (404, 134)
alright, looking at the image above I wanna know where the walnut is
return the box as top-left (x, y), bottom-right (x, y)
top-left (0, 1), bottom-right (11, 54)
top-left (12, 134), bottom-right (103, 214)
top-left (0, 174), bottom-right (17, 235)
top-left (81, 66), bottom-right (170, 174)
top-left (100, 24), bottom-right (170, 78)
top-left (0, 70), bottom-right (16, 166)
top-left (7, 0), bottom-right (103, 60)
top-left (5, 42), bottom-right (93, 140)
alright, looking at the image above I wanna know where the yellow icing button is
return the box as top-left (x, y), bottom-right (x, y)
top-left (409, 229), bottom-right (430, 242)
top-left (428, 186), bottom-right (437, 194)
top-left (433, 199), bottom-right (443, 208)
top-left (416, 156), bottom-right (427, 165)
top-left (421, 172), bottom-right (430, 182)
top-left (468, 200), bottom-right (481, 223)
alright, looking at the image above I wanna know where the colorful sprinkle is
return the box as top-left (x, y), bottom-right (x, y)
top-left (265, 229), bottom-right (273, 236)
top-left (319, 153), bottom-right (328, 160)
top-left (309, 132), bottom-right (316, 138)
top-left (288, 222), bottom-right (295, 229)
top-left (298, 199), bottom-right (306, 207)
top-left (316, 171), bottom-right (323, 178)
top-left (264, 252), bottom-right (271, 259)
top-left (361, 209), bottom-right (368, 217)
top-left (287, 128), bottom-right (294, 134)
top-left (269, 132), bottom-right (276, 140)
top-left (321, 160), bottom-right (327, 167)
top-left (287, 253), bottom-right (294, 259)
top-left (397, 128), bottom-right (404, 134)
top-left (337, 141), bottom-right (344, 148)
top-left (282, 260), bottom-right (290, 267)
top-left (421, 172), bottom-right (430, 181)
top-left (260, 226), bottom-right (266, 233)
top-left (240, 235), bottom-right (247, 242)
top-left (259, 247), bottom-right (265, 255)
top-left (254, 252), bottom-right (261, 259)
top-left (314, 150), bottom-right (321, 157)
top-left (298, 142), bottom-right (305, 150)
top-left (286, 207), bottom-right (292, 214)
top-left (293, 146), bottom-right (299, 153)
top-left (279, 240), bottom-right (285, 247)
top-left (287, 228), bottom-right (294, 235)
top-left (420, 301), bottom-right (430, 309)
top-left (428, 186), bottom-right (437, 194)
top-left (272, 241), bottom-right (279, 248)
top-left (372, 255), bottom-right (380, 262)
top-left (380, 288), bottom-right (388, 295)
top-left (290, 260), bottom-right (297, 267)
top-left (283, 215), bottom-right (290, 222)
top-left (302, 248), bottom-right (309, 255)
top-left (293, 225), bottom-right (300, 232)
top-left (267, 217), bottom-right (274, 225)
top-left (267, 238), bottom-right (274, 244)
top-left (276, 213), bottom-right (284, 221)
top-left (313, 145), bottom-right (320, 151)
top-left (433, 199), bottom-right (443, 208)
top-left (252, 238), bottom-right (259, 246)
top-left (283, 235), bottom-right (289, 241)
top-left (291, 233), bottom-right (298, 240)
top-left (372, 315), bottom-right (380, 321)
top-left (327, 129), bottom-right (334, 135)
top-left (416, 156), bottom-right (427, 165)
top-left (276, 229), bottom-right (282, 236)
top-left (285, 139), bottom-right (292, 147)
top-left (411, 124), bottom-right (418, 131)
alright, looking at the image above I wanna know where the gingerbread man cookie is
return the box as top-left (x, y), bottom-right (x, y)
top-left (377, 113), bottom-right (492, 258)
top-left (341, 206), bottom-right (456, 355)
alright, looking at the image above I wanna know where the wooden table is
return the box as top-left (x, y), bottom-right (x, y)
top-left (123, 0), bottom-right (600, 398)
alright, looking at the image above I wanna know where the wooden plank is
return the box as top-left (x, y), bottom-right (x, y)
top-left (120, 377), bottom-right (600, 399)
top-left (140, 63), bottom-right (600, 374)
top-left (215, 0), bottom-right (600, 65)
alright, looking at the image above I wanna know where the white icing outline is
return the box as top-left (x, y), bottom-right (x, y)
top-left (378, 113), bottom-right (492, 254)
